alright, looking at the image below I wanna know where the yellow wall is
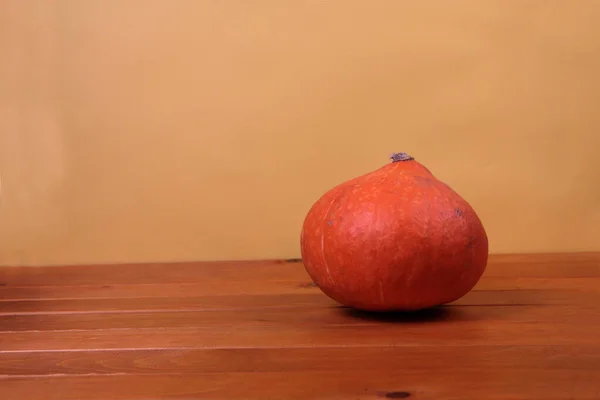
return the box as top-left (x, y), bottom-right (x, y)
top-left (1, 1), bottom-right (599, 266)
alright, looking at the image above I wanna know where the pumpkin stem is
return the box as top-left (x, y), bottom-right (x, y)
top-left (390, 153), bottom-right (414, 162)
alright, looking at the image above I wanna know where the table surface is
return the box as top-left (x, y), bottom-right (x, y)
top-left (0, 252), bottom-right (599, 399)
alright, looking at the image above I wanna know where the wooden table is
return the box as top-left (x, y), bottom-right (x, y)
top-left (0, 252), bottom-right (599, 399)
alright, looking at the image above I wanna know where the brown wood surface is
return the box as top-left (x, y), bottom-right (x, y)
top-left (0, 253), bottom-right (599, 399)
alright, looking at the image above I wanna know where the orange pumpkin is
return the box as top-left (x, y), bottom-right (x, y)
top-left (300, 153), bottom-right (488, 311)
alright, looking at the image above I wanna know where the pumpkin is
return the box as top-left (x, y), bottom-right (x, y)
top-left (300, 153), bottom-right (488, 311)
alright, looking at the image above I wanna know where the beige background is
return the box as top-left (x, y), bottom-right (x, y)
top-left (1, 1), bottom-right (599, 266)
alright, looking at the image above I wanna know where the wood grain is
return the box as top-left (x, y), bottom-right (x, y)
top-left (2, 345), bottom-right (600, 376)
top-left (2, 369), bottom-right (600, 400)
top-left (0, 252), bottom-right (599, 399)
top-left (2, 320), bottom-right (599, 352)
top-left (1, 303), bottom-right (599, 332)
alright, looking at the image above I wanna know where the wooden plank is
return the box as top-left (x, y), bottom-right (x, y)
top-left (1, 369), bottom-right (599, 400)
top-left (1, 277), bottom-right (599, 301)
top-left (488, 252), bottom-right (600, 265)
top-left (0, 303), bottom-right (598, 332)
top-left (0, 280), bottom-right (308, 300)
top-left (1, 253), bottom-right (598, 287)
top-left (0, 252), bottom-right (598, 400)
top-left (0, 293), bottom-right (334, 314)
top-left (0, 289), bottom-right (594, 315)
top-left (483, 252), bottom-right (600, 277)
top-left (1, 345), bottom-right (599, 376)
top-left (2, 320), bottom-right (598, 351)
top-left (0, 259), bottom-right (308, 286)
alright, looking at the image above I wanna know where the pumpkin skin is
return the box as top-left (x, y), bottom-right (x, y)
top-left (300, 153), bottom-right (488, 311)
